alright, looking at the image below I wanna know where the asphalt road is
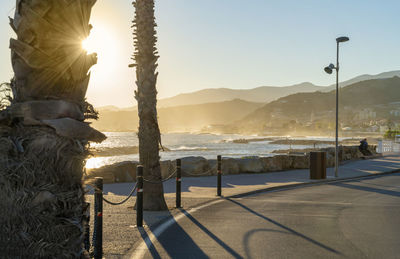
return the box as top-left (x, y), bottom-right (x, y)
top-left (137, 173), bottom-right (400, 259)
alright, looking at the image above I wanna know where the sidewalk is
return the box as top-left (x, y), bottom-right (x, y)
top-left (85, 154), bottom-right (400, 258)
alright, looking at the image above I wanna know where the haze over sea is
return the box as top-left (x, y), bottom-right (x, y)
top-left (85, 132), bottom-right (339, 169)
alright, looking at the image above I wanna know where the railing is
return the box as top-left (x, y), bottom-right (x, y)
top-left (377, 140), bottom-right (400, 153)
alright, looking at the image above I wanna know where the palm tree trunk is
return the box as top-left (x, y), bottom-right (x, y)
top-left (0, 0), bottom-right (104, 257)
top-left (132, 0), bottom-right (168, 211)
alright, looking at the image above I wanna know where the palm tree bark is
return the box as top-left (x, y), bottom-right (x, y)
top-left (0, 0), bottom-right (104, 257)
top-left (132, 0), bottom-right (167, 211)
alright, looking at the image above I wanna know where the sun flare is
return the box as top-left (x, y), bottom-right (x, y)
top-left (80, 23), bottom-right (119, 67)
top-left (81, 38), bottom-right (93, 53)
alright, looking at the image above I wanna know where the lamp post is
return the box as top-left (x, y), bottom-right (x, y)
top-left (324, 36), bottom-right (349, 178)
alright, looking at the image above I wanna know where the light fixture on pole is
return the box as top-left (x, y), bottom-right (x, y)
top-left (324, 36), bottom-right (349, 178)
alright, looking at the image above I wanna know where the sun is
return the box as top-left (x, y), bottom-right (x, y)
top-left (81, 23), bottom-right (119, 64)
top-left (81, 38), bottom-right (93, 53)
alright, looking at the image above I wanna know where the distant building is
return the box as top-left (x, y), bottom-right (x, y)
top-left (390, 109), bottom-right (400, 117)
top-left (368, 125), bottom-right (379, 132)
top-left (356, 108), bottom-right (376, 120)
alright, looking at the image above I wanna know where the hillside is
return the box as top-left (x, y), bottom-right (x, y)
top-left (329, 70), bottom-right (400, 89)
top-left (236, 76), bottom-right (400, 133)
top-left (91, 99), bottom-right (264, 132)
top-left (157, 70), bottom-right (400, 107)
top-left (97, 70), bottom-right (400, 111)
top-left (157, 82), bottom-right (323, 107)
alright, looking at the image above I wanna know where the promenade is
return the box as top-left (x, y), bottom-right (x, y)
top-left (85, 154), bottom-right (400, 258)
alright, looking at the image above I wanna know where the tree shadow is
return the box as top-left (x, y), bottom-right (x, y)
top-left (98, 161), bottom-right (400, 196)
top-left (178, 208), bottom-right (243, 259)
top-left (100, 169), bottom-right (311, 196)
top-left (225, 198), bottom-right (341, 256)
top-left (333, 182), bottom-right (400, 198)
top-left (137, 227), bottom-right (162, 259)
top-left (139, 210), bottom-right (209, 259)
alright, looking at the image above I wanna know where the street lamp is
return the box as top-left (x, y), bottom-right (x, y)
top-left (324, 36), bottom-right (349, 178)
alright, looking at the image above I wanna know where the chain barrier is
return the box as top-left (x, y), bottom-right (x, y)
top-left (85, 157), bottom-right (223, 255)
top-left (183, 164), bottom-right (218, 176)
top-left (87, 183), bottom-right (138, 206)
top-left (142, 162), bottom-right (177, 184)
top-left (102, 183), bottom-right (138, 205)
top-left (143, 169), bottom-right (177, 184)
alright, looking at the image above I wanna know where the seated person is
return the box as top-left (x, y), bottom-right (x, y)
top-left (359, 138), bottom-right (372, 156)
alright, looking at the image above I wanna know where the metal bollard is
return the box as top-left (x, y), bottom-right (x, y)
top-left (136, 165), bottom-right (143, 227)
top-left (94, 177), bottom-right (103, 259)
top-left (83, 202), bottom-right (91, 252)
top-left (217, 155), bottom-right (222, 196)
top-left (176, 159), bottom-right (182, 208)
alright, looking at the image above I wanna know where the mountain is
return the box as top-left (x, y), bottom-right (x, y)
top-left (157, 82), bottom-right (323, 108)
top-left (96, 105), bottom-right (121, 112)
top-left (97, 105), bottom-right (135, 112)
top-left (91, 99), bottom-right (264, 132)
top-left (236, 76), bottom-right (400, 133)
top-left (333, 70), bottom-right (400, 88)
top-left (102, 70), bottom-right (400, 110)
top-left (156, 70), bottom-right (400, 107)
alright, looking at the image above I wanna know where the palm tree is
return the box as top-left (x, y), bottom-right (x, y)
top-left (0, 0), bottom-right (104, 257)
top-left (131, 0), bottom-right (168, 211)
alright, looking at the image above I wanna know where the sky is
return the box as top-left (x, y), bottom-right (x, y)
top-left (0, 0), bottom-right (399, 108)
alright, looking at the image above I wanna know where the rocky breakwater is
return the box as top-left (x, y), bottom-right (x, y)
top-left (85, 145), bottom-right (378, 183)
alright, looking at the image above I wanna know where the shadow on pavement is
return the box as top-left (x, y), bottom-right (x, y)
top-left (138, 228), bottom-right (162, 259)
top-left (101, 170), bottom-right (309, 196)
top-left (99, 157), bottom-right (400, 196)
top-left (178, 208), bottom-right (243, 259)
top-left (225, 198), bottom-right (342, 256)
top-left (141, 210), bottom-right (209, 259)
top-left (334, 181), bottom-right (400, 198)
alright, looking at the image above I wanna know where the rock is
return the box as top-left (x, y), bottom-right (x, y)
top-left (260, 157), bottom-right (281, 172)
top-left (272, 155), bottom-right (293, 171)
top-left (208, 157), bottom-right (240, 175)
top-left (221, 158), bottom-right (240, 175)
top-left (232, 138), bottom-right (249, 144)
top-left (112, 161), bottom-right (137, 182)
top-left (237, 157), bottom-right (264, 173)
top-left (83, 144), bottom-right (380, 184)
top-left (181, 156), bottom-right (211, 176)
top-left (290, 154), bottom-right (309, 169)
top-left (88, 161), bottom-right (138, 183)
top-left (326, 153), bottom-right (335, 167)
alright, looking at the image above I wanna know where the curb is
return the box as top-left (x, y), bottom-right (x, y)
top-left (227, 169), bottom-right (400, 199)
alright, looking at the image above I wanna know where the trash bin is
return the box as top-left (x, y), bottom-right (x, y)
top-left (310, 151), bottom-right (326, 179)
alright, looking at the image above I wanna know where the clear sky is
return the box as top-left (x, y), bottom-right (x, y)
top-left (0, 0), bottom-right (399, 108)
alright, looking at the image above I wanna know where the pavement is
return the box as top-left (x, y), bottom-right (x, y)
top-left (131, 172), bottom-right (400, 258)
top-left (84, 154), bottom-right (400, 258)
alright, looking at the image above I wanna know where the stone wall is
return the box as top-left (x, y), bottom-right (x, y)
top-left (85, 145), bottom-right (378, 183)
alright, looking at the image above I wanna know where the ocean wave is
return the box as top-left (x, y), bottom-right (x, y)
top-left (170, 146), bottom-right (209, 151)
top-left (92, 146), bottom-right (172, 157)
top-left (92, 146), bottom-right (139, 156)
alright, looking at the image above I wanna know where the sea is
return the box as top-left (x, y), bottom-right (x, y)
top-left (86, 132), bottom-right (338, 169)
